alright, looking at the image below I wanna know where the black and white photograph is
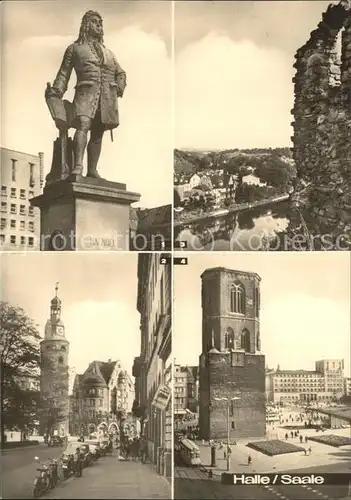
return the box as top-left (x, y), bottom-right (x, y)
top-left (1, 1), bottom-right (172, 252)
top-left (173, 252), bottom-right (350, 499)
top-left (1, 252), bottom-right (172, 499)
top-left (174, 0), bottom-right (351, 252)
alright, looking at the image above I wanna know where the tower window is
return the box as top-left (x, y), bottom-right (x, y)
top-left (230, 281), bottom-right (245, 314)
top-left (255, 288), bottom-right (259, 317)
top-left (241, 329), bottom-right (250, 352)
top-left (61, 345), bottom-right (66, 351)
top-left (58, 356), bottom-right (63, 364)
top-left (225, 327), bottom-right (235, 350)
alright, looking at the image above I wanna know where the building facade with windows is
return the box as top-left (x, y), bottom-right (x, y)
top-left (265, 359), bottom-right (345, 404)
top-left (133, 253), bottom-right (172, 478)
top-left (69, 360), bottom-right (135, 438)
top-left (344, 377), bottom-right (351, 397)
top-left (1, 148), bottom-right (43, 250)
top-left (174, 364), bottom-right (199, 415)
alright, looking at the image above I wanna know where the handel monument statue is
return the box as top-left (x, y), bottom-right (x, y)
top-left (45, 11), bottom-right (126, 181)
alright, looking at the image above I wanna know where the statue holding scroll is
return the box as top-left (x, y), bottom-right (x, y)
top-left (45, 10), bottom-right (126, 182)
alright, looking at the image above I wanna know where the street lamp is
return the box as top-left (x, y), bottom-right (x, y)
top-left (214, 395), bottom-right (241, 472)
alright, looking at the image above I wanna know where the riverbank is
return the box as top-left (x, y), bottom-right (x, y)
top-left (174, 194), bottom-right (289, 227)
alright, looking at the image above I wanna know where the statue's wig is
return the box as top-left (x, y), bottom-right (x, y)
top-left (75, 11), bottom-right (104, 45)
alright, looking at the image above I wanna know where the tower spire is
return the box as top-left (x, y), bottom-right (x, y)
top-left (55, 282), bottom-right (59, 297)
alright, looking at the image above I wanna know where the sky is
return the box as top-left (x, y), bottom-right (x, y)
top-left (173, 252), bottom-right (351, 377)
top-left (175, 1), bottom-right (339, 150)
top-left (1, 252), bottom-right (140, 391)
top-left (1, 0), bottom-right (172, 209)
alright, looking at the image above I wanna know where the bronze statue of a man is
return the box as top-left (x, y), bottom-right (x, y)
top-left (46, 11), bottom-right (126, 178)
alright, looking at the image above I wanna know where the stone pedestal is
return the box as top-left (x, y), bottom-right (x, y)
top-left (30, 177), bottom-right (141, 251)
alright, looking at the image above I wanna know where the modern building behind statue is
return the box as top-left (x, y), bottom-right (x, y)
top-left (199, 267), bottom-right (266, 440)
top-left (0, 147), bottom-right (43, 251)
top-left (69, 360), bottom-right (135, 438)
top-left (266, 359), bottom-right (345, 404)
top-left (133, 253), bottom-right (172, 478)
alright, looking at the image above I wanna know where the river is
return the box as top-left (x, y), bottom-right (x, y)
top-left (174, 201), bottom-right (290, 251)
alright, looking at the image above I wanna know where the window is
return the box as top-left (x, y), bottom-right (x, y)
top-left (241, 329), bottom-right (251, 352)
top-left (231, 421), bottom-right (235, 429)
top-left (20, 189), bottom-right (26, 199)
top-left (10, 235), bottom-right (16, 245)
top-left (1, 202), bottom-right (7, 212)
top-left (231, 351), bottom-right (245, 367)
top-left (20, 205), bottom-right (26, 215)
top-left (29, 163), bottom-right (35, 186)
top-left (29, 190), bottom-right (34, 198)
top-left (11, 159), bottom-right (17, 181)
top-left (230, 281), bottom-right (245, 314)
top-left (0, 218), bottom-right (6, 229)
top-left (28, 237), bottom-right (34, 247)
top-left (225, 327), bottom-right (235, 350)
top-left (10, 204), bottom-right (16, 214)
top-left (58, 356), bottom-right (63, 364)
top-left (255, 288), bottom-right (259, 317)
top-left (20, 220), bottom-right (25, 230)
top-left (0, 235), bottom-right (4, 246)
top-left (20, 236), bottom-right (25, 245)
top-left (28, 206), bottom-right (34, 216)
top-left (10, 188), bottom-right (16, 198)
top-left (1, 186), bottom-right (7, 197)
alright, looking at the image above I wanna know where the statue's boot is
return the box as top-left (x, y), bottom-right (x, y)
top-left (86, 137), bottom-right (103, 179)
top-left (72, 165), bottom-right (83, 176)
top-left (72, 130), bottom-right (87, 177)
top-left (86, 168), bottom-right (101, 179)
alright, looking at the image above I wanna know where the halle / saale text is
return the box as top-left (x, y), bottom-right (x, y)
top-left (232, 475), bottom-right (325, 485)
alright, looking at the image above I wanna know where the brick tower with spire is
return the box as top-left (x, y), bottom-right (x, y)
top-left (40, 283), bottom-right (70, 437)
top-left (199, 267), bottom-right (266, 440)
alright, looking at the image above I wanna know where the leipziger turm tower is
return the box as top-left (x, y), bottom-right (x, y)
top-left (199, 268), bottom-right (266, 440)
top-left (40, 283), bottom-right (70, 437)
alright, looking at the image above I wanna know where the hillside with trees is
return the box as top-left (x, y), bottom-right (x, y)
top-left (174, 148), bottom-right (296, 191)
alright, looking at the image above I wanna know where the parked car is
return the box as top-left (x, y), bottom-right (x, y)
top-left (48, 435), bottom-right (65, 447)
top-left (62, 442), bottom-right (93, 468)
top-left (86, 440), bottom-right (101, 460)
top-left (99, 439), bottom-right (110, 456)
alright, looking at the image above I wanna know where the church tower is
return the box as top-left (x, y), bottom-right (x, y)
top-left (199, 267), bottom-right (266, 440)
top-left (40, 283), bottom-right (70, 436)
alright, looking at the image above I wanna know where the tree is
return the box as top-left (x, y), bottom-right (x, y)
top-left (0, 301), bottom-right (41, 442)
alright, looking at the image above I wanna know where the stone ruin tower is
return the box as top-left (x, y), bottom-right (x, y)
top-left (290, 0), bottom-right (351, 250)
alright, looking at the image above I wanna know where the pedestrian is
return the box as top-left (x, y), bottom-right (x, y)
top-left (290, 431), bottom-right (293, 438)
top-left (248, 455), bottom-right (252, 466)
top-left (308, 446), bottom-right (312, 455)
top-left (305, 436), bottom-right (308, 443)
top-left (300, 435), bottom-right (303, 443)
top-left (303, 449), bottom-right (307, 456)
top-left (74, 447), bottom-right (82, 477)
top-left (285, 433), bottom-right (288, 440)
